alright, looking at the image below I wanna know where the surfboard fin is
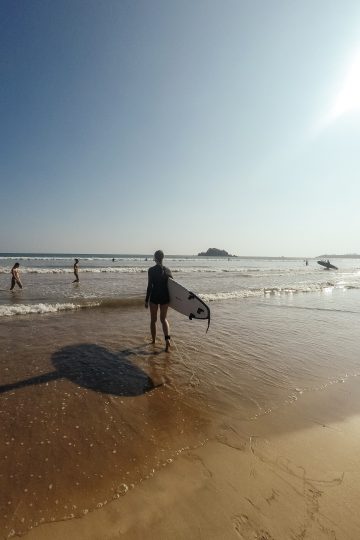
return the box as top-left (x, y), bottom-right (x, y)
top-left (189, 311), bottom-right (210, 332)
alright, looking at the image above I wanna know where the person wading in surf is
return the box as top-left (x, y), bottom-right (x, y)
top-left (73, 258), bottom-right (80, 283)
top-left (145, 250), bottom-right (173, 351)
top-left (10, 262), bottom-right (23, 290)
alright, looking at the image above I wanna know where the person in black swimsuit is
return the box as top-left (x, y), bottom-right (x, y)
top-left (73, 258), bottom-right (80, 283)
top-left (145, 250), bottom-right (173, 351)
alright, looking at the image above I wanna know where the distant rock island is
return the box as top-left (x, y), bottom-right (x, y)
top-left (198, 248), bottom-right (235, 257)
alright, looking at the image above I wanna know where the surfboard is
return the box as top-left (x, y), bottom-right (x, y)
top-left (317, 260), bottom-right (338, 270)
top-left (168, 279), bottom-right (210, 331)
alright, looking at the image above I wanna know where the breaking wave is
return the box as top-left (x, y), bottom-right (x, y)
top-left (2, 281), bottom-right (360, 318)
top-left (0, 302), bottom-right (87, 317)
top-left (0, 297), bottom-right (143, 318)
top-left (0, 267), bottom-right (148, 275)
top-left (0, 266), bottom-right (332, 276)
top-left (201, 282), bottom-right (360, 302)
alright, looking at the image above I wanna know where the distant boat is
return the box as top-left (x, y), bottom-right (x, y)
top-left (317, 260), bottom-right (338, 270)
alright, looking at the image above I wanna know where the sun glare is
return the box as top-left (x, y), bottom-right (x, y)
top-left (328, 49), bottom-right (360, 122)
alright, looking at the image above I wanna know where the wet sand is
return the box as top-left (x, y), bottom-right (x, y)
top-left (21, 375), bottom-right (360, 540)
top-left (2, 293), bottom-right (360, 539)
top-left (0, 311), bottom-right (209, 537)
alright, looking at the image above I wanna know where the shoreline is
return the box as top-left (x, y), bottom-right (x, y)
top-left (19, 373), bottom-right (360, 540)
top-left (2, 287), bottom-right (360, 539)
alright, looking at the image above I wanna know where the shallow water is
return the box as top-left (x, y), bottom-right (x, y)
top-left (1, 255), bottom-right (360, 537)
top-left (1, 254), bottom-right (360, 316)
top-left (0, 309), bottom-right (209, 536)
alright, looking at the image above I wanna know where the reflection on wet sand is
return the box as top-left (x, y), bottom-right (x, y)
top-left (0, 338), bottom-right (208, 537)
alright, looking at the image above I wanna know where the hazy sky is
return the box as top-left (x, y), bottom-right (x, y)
top-left (1, 0), bottom-right (360, 256)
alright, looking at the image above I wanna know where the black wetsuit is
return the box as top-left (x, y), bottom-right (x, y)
top-left (146, 264), bottom-right (173, 305)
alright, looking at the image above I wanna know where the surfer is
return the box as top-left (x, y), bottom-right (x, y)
top-left (145, 250), bottom-right (173, 351)
top-left (73, 258), bottom-right (80, 283)
top-left (10, 262), bottom-right (23, 290)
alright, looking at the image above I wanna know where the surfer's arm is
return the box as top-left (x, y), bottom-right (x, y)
top-left (145, 271), bottom-right (152, 306)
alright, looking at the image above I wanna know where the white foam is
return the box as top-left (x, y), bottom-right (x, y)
top-left (0, 266), bottom-right (242, 275)
top-left (202, 290), bottom-right (265, 302)
top-left (0, 267), bottom-right (147, 275)
top-left (0, 303), bottom-right (89, 317)
top-left (201, 281), bottom-right (349, 303)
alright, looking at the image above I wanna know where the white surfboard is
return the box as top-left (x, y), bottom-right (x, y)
top-left (168, 279), bottom-right (210, 331)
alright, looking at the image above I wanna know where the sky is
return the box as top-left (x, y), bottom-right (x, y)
top-left (1, 0), bottom-right (360, 256)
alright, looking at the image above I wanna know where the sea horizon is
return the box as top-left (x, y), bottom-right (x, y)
top-left (0, 251), bottom-right (351, 260)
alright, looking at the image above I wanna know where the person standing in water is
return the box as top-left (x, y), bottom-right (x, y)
top-left (145, 250), bottom-right (173, 351)
top-left (73, 258), bottom-right (80, 283)
top-left (10, 262), bottom-right (23, 290)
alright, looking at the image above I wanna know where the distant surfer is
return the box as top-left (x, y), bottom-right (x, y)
top-left (145, 250), bottom-right (173, 351)
top-left (10, 262), bottom-right (23, 290)
top-left (73, 258), bottom-right (80, 283)
top-left (317, 259), bottom-right (338, 270)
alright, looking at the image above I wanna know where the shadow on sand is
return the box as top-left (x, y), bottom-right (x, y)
top-left (0, 343), bottom-right (159, 397)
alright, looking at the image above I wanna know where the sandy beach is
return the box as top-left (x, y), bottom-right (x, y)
top-left (1, 274), bottom-right (360, 539)
top-left (20, 374), bottom-right (360, 540)
top-left (4, 0), bottom-right (360, 535)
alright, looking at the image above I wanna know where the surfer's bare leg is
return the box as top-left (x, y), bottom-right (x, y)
top-left (149, 302), bottom-right (158, 343)
top-left (160, 304), bottom-right (170, 351)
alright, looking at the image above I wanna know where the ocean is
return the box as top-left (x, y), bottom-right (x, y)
top-left (1, 254), bottom-right (360, 317)
top-left (1, 254), bottom-right (360, 537)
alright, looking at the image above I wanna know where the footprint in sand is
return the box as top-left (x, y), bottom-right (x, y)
top-left (232, 513), bottom-right (274, 540)
top-left (232, 514), bottom-right (250, 538)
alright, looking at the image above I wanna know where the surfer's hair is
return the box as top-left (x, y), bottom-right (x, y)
top-left (154, 250), bottom-right (164, 263)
